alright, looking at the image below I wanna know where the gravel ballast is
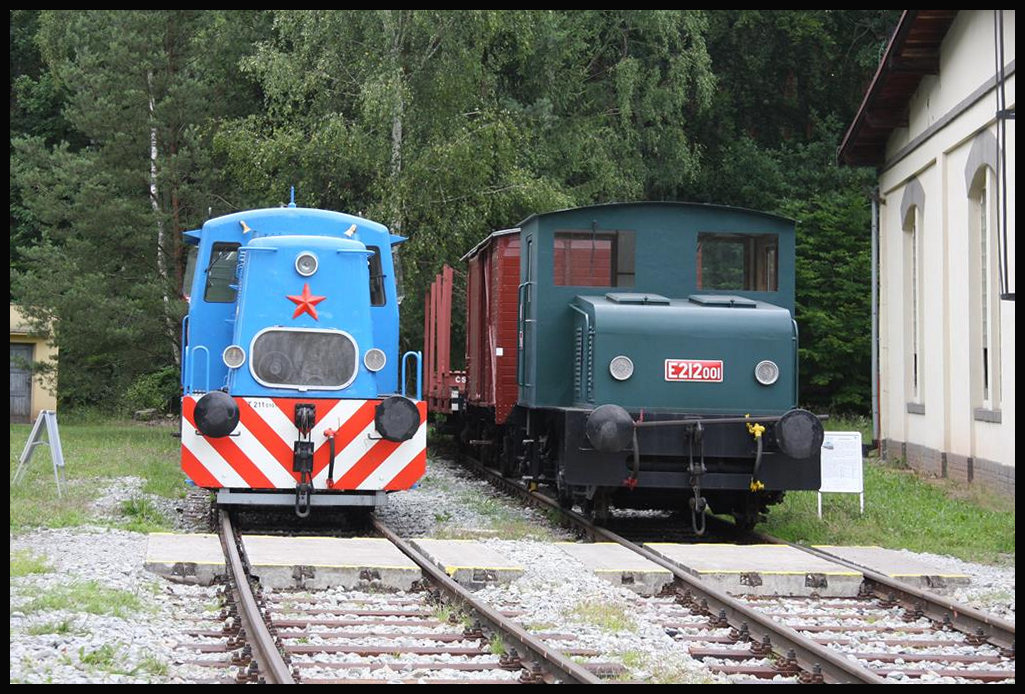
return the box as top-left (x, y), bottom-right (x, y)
top-left (9, 455), bottom-right (1015, 684)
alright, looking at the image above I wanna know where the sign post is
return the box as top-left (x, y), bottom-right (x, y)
top-left (818, 432), bottom-right (864, 518)
top-left (12, 410), bottom-right (66, 498)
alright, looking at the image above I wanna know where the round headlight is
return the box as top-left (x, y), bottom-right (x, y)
top-left (295, 251), bottom-right (318, 277)
top-left (222, 345), bottom-right (246, 369)
top-left (609, 355), bottom-right (634, 381)
top-left (364, 348), bottom-right (387, 372)
top-left (755, 360), bottom-right (779, 385)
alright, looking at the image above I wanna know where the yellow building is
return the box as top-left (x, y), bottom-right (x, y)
top-left (9, 304), bottom-right (58, 422)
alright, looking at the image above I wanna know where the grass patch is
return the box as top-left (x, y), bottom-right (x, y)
top-left (10, 549), bottom-right (53, 576)
top-left (119, 497), bottom-right (169, 533)
top-left (613, 649), bottom-right (720, 684)
top-left (432, 604), bottom-right (454, 624)
top-left (20, 580), bottom-right (145, 619)
top-left (824, 414), bottom-right (873, 441)
top-left (79, 643), bottom-right (118, 668)
top-left (10, 419), bottom-right (184, 531)
top-left (566, 599), bottom-right (636, 633)
top-left (449, 489), bottom-right (560, 541)
top-left (488, 633), bottom-right (506, 656)
top-left (134, 655), bottom-right (168, 677)
top-left (25, 619), bottom-right (80, 636)
top-left (762, 458), bottom-right (1015, 564)
top-left (76, 642), bottom-right (166, 676)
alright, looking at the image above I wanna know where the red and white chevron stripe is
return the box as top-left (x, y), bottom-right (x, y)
top-left (181, 395), bottom-right (427, 492)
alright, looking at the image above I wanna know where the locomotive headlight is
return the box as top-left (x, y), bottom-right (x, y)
top-left (295, 251), bottom-right (319, 277)
top-left (222, 344), bottom-right (246, 369)
top-left (609, 355), bottom-right (634, 381)
top-left (364, 348), bottom-right (387, 372)
top-left (754, 360), bottom-right (779, 385)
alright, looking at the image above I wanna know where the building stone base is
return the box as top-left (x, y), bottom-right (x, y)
top-left (882, 439), bottom-right (1014, 495)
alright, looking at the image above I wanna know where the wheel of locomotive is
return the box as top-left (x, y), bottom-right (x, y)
top-left (582, 489), bottom-right (610, 523)
top-left (555, 468), bottom-right (575, 510)
top-left (732, 503), bottom-right (759, 533)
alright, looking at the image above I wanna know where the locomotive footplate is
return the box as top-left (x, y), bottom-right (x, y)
top-left (555, 407), bottom-right (823, 491)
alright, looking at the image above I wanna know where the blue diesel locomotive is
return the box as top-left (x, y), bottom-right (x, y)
top-left (180, 197), bottom-right (426, 516)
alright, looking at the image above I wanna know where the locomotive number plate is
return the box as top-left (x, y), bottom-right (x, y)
top-left (665, 359), bottom-right (723, 382)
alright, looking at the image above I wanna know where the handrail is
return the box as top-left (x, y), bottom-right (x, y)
top-left (401, 350), bottom-right (422, 401)
top-left (180, 315), bottom-right (189, 389)
top-left (187, 345), bottom-right (210, 394)
top-left (516, 281), bottom-right (534, 388)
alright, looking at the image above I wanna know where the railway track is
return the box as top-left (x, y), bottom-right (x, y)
top-left (177, 510), bottom-right (604, 684)
top-left (456, 452), bottom-right (1016, 684)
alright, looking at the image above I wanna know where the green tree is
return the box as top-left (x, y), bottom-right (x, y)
top-left (11, 10), bottom-right (267, 407)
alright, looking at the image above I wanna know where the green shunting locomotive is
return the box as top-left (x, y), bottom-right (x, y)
top-left (426, 202), bottom-right (823, 532)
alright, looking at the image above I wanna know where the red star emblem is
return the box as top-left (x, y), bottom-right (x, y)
top-left (287, 283), bottom-right (326, 320)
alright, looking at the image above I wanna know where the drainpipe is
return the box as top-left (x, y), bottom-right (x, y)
top-left (871, 188), bottom-right (881, 454)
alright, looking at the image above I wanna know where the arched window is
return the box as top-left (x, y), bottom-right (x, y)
top-left (902, 204), bottom-right (923, 405)
top-left (968, 165), bottom-right (1001, 412)
top-left (900, 178), bottom-right (926, 411)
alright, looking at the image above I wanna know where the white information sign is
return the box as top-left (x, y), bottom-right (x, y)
top-left (818, 431), bottom-right (864, 517)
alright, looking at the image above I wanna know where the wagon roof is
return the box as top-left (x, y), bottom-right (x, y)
top-left (460, 227), bottom-right (520, 262)
top-left (515, 201), bottom-right (795, 228)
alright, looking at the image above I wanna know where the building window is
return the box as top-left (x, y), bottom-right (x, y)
top-left (969, 167), bottom-right (1001, 411)
top-left (902, 206), bottom-right (923, 405)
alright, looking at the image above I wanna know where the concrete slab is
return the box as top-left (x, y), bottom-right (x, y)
top-left (409, 539), bottom-right (523, 589)
top-left (645, 543), bottom-right (864, 597)
top-left (814, 545), bottom-right (971, 592)
top-left (242, 535), bottom-right (421, 591)
top-left (557, 542), bottom-right (674, 596)
top-left (144, 533), bottom-right (225, 585)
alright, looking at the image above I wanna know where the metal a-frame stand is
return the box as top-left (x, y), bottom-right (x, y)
top-left (12, 410), bottom-right (66, 497)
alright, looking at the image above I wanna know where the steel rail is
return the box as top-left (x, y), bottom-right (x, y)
top-left (752, 531), bottom-right (1016, 650)
top-left (219, 513), bottom-right (296, 685)
top-left (589, 523), bottom-right (888, 684)
top-left (458, 455), bottom-right (886, 683)
top-left (371, 515), bottom-right (602, 685)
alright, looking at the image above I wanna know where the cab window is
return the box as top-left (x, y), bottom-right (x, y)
top-left (697, 233), bottom-right (778, 291)
top-left (553, 230), bottom-right (635, 287)
top-left (204, 242), bottom-right (241, 302)
top-left (368, 245), bottom-right (386, 306)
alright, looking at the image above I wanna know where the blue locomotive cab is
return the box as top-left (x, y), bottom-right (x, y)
top-left (182, 207), bottom-right (405, 399)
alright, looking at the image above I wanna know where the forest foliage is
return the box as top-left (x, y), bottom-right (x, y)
top-left (9, 10), bottom-right (898, 413)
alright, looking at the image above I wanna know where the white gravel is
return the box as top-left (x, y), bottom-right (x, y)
top-left (891, 549), bottom-right (1015, 623)
top-left (376, 456), bottom-right (572, 541)
top-left (10, 526), bottom-right (224, 684)
top-left (88, 476), bottom-right (180, 529)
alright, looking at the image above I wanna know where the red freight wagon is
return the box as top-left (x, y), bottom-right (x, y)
top-left (425, 229), bottom-right (520, 433)
top-left (464, 230), bottom-right (520, 425)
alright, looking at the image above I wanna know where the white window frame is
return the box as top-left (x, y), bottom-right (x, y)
top-left (902, 205), bottom-right (924, 407)
top-left (969, 167), bottom-right (1001, 413)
